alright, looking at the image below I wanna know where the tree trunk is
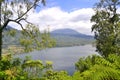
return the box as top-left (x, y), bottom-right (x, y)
top-left (0, 2), bottom-right (2, 60)
top-left (0, 31), bottom-right (2, 60)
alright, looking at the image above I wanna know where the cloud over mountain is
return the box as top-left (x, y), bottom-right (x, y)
top-left (9, 7), bottom-right (95, 35)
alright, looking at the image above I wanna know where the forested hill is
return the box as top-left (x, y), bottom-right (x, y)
top-left (3, 27), bottom-right (94, 48)
top-left (51, 28), bottom-right (79, 34)
top-left (51, 28), bottom-right (93, 39)
top-left (50, 28), bottom-right (94, 47)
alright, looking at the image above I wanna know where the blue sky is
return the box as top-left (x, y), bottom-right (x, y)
top-left (38, 0), bottom-right (98, 12)
top-left (46, 0), bottom-right (98, 11)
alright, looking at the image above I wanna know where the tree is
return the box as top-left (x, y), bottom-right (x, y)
top-left (19, 24), bottom-right (56, 52)
top-left (91, 0), bottom-right (120, 57)
top-left (0, 0), bottom-right (47, 60)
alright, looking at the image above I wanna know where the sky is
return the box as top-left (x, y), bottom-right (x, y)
top-left (45, 0), bottom-right (98, 12)
top-left (9, 0), bottom-right (99, 35)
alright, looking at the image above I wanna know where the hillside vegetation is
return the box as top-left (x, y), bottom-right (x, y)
top-left (51, 28), bottom-right (94, 47)
top-left (3, 27), bottom-right (94, 49)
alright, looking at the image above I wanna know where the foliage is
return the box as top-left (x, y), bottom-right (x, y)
top-left (7, 29), bottom-right (16, 37)
top-left (75, 55), bottom-right (98, 72)
top-left (0, 54), bottom-right (54, 80)
top-left (75, 54), bottom-right (120, 80)
top-left (2, 25), bottom-right (56, 53)
top-left (0, 0), bottom-right (46, 59)
top-left (91, 0), bottom-right (120, 57)
top-left (1, 53), bottom-right (120, 80)
top-left (19, 24), bottom-right (56, 52)
top-left (2, 29), bottom-right (93, 48)
top-left (43, 70), bottom-right (72, 80)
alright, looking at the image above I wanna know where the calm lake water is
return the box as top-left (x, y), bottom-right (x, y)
top-left (15, 45), bottom-right (97, 75)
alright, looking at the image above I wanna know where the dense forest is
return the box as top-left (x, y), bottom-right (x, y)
top-left (0, 0), bottom-right (120, 80)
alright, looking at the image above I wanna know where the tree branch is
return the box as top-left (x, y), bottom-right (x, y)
top-left (18, 18), bottom-right (33, 25)
top-left (15, 0), bottom-right (39, 21)
top-left (0, 19), bottom-right (10, 31)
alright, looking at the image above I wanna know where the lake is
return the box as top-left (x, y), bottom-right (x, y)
top-left (15, 44), bottom-right (97, 75)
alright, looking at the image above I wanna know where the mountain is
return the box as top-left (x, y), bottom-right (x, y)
top-left (51, 28), bottom-right (94, 39)
top-left (50, 28), bottom-right (94, 47)
top-left (51, 28), bottom-right (80, 35)
top-left (4, 26), bottom-right (17, 31)
top-left (3, 27), bottom-right (94, 48)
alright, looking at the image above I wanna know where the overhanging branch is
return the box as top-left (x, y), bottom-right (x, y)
top-left (15, 0), bottom-right (39, 21)
top-left (0, 19), bottom-right (10, 31)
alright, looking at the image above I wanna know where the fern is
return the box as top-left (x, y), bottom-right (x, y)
top-left (81, 65), bottom-right (120, 80)
top-left (95, 56), bottom-right (114, 68)
top-left (76, 54), bottom-right (120, 80)
top-left (75, 55), bottom-right (100, 72)
top-left (107, 54), bottom-right (120, 69)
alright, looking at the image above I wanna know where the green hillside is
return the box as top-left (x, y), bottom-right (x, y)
top-left (51, 28), bottom-right (94, 47)
top-left (52, 35), bottom-right (94, 47)
top-left (3, 27), bottom-right (94, 49)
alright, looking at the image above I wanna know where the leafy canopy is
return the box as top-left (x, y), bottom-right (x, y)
top-left (91, 0), bottom-right (120, 57)
top-left (0, 0), bottom-right (56, 57)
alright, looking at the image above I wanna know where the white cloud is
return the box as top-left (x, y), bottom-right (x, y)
top-left (9, 6), bottom-right (95, 35)
top-left (28, 7), bottom-right (95, 35)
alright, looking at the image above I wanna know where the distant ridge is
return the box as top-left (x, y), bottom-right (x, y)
top-left (50, 28), bottom-right (94, 47)
top-left (3, 27), bottom-right (94, 47)
top-left (4, 26), bottom-right (17, 31)
top-left (51, 28), bottom-right (80, 35)
top-left (51, 28), bottom-right (94, 39)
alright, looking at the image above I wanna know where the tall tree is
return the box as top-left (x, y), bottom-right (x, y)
top-left (0, 0), bottom-right (46, 60)
top-left (91, 0), bottom-right (120, 57)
